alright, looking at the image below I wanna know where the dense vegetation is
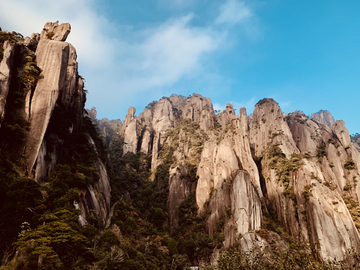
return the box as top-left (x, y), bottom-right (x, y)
top-left (0, 113), bottom-right (110, 269)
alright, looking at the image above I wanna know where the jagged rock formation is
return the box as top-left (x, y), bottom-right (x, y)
top-left (121, 94), bottom-right (214, 166)
top-left (251, 100), bottom-right (360, 261)
top-left (311, 110), bottom-right (335, 128)
top-left (0, 22), bottom-right (110, 225)
top-left (0, 40), bottom-right (15, 122)
top-left (122, 106), bottom-right (137, 154)
top-left (24, 21), bottom-right (85, 176)
top-left (119, 94), bottom-right (360, 263)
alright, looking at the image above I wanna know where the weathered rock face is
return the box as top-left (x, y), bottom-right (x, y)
top-left (182, 94), bottom-right (215, 132)
top-left (209, 170), bottom-right (262, 239)
top-left (122, 106), bottom-right (137, 154)
top-left (24, 39), bottom-right (70, 173)
top-left (40, 20), bottom-right (71, 41)
top-left (121, 94), bottom-right (360, 262)
top-left (249, 99), bottom-right (298, 158)
top-left (121, 94), bottom-right (214, 170)
top-left (332, 120), bottom-right (351, 147)
top-left (0, 41), bottom-right (15, 122)
top-left (196, 106), bottom-right (263, 213)
top-left (23, 22), bottom-right (86, 177)
top-left (0, 22), bottom-right (111, 225)
top-left (247, 99), bottom-right (360, 261)
top-left (168, 165), bottom-right (191, 230)
top-left (119, 94), bottom-right (219, 230)
top-left (116, 94), bottom-right (359, 262)
top-left (78, 136), bottom-right (111, 225)
top-left (311, 110), bottom-right (335, 128)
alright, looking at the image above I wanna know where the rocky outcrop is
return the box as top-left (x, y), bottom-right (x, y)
top-left (332, 120), bottom-right (351, 147)
top-left (40, 21), bottom-right (71, 41)
top-left (250, 98), bottom-right (298, 158)
top-left (117, 93), bottom-right (360, 262)
top-left (23, 33), bottom-right (40, 48)
top-left (196, 106), bottom-right (262, 212)
top-left (96, 117), bottom-right (122, 147)
top-left (2, 22), bottom-right (111, 225)
top-left (182, 94), bottom-right (215, 132)
top-left (77, 136), bottom-right (111, 225)
top-left (121, 94), bottom-right (214, 170)
top-left (23, 21), bottom-right (86, 176)
top-left (168, 165), bottom-right (191, 230)
top-left (311, 110), bottom-right (335, 128)
top-left (24, 38), bottom-right (70, 173)
top-left (0, 41), bottom-right (15, 122)
top-left (122, 106), bottom-right (137, 154)
top-left (210, 171), bottom-right (261, 240)
top-left (23, 21), bottom-right (74, 174)
top-left (250, 99), bottom-right (360, 261)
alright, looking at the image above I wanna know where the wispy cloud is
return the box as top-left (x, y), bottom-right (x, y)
top-left (115, 14), bottom-right (222, 91)
top-left (215, 0), bottom-right (252, 25)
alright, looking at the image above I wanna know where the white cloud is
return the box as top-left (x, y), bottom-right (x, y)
top-left (216, 0), bottom-right (252, 25)
top-left (114, 14), bottom-right (222, 91)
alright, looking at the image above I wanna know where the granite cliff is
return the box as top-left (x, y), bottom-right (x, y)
top-left (112, 95), bottom-right (360, 265)
top-left (0, 22), bottom-right (110, 229)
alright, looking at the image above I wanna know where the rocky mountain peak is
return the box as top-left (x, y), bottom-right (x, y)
top-left (332, 119), bottom-right (351, 147)
top-left (40, 20), bottom-right (71, 41)
top-left (311, 110), bottom-right (335, 128)
top-left (123, 106), bottom-right (136, 128)
top-left (182, 94), bottom-right (215, 131)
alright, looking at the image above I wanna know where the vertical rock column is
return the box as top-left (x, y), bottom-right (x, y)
top-left (0, 41), bottom-right (15, 124)
top-left (24, 22), bottom-right (71, 174)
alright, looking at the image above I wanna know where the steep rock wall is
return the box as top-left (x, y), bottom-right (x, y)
top-left (24, 39), bottom-right (70, 173)
top-left (249, 99), bottom-right (360, 261)
top-left (0, 41), bottom-right (15, 122)
top-left (0, 22), bottom-right (111, 225)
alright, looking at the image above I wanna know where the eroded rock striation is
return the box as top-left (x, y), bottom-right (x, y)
top-left (0, 22), bottom-right (110, 226)
top-left (118, 95), bottom-right (360, 263)
top-left (0, 41), bottom-right (15, 122)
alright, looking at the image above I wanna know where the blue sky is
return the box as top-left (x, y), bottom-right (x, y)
top-left (1, 0), bottom-right (359, 134)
